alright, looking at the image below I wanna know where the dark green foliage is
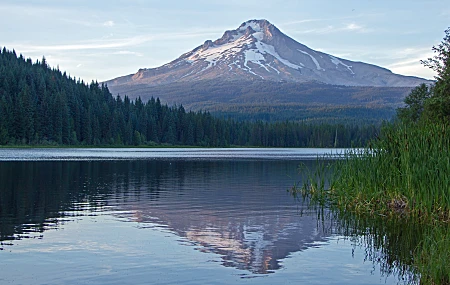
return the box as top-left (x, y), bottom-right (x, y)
top-left (397, 83), bottom-right (432, 123)
top-left (0, 48), bottom-right (378, 147)
top-left (418, 27), bottom-right (450, 122)
top-left (213, 104), bottom-right (395, 124)
top-left (303, 27), bottom-right (450, 284)
top-left (332, 123), bottom-right (450, 284)
top-left (295, 122), bottom-right (450, 284)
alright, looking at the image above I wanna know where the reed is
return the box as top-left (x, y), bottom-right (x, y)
top-left (293, 122), bottom-right (450, 284)
top-left (332, 122), bottom-right (450, 222)
top-left (416, 226), bottom-right (450, 285)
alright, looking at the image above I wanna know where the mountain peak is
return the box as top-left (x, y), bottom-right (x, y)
top-left (107, 19), bottom-right (432, 88)
top-left (238, 19), bottom-right (271, 32)
top-left (212, 19), bottom-right (274, 46)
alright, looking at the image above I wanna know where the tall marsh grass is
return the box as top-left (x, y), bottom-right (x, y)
top-left (332, 122), bottom-right (450, 222)
top-left (294, 122), bottom-right (450, 284)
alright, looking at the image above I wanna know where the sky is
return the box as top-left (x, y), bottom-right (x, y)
top-left (1, 0), bottom-right (449, 83)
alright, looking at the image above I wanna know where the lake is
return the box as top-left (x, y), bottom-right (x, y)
top-left (0, 148), bottom-right (409, 284)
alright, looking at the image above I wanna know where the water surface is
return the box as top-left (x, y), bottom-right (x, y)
top-left (0, 147), bottom-right (347, 161)
top-left (0, 148), bottom-right (405, 284)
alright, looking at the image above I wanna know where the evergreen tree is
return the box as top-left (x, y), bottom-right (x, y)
top-left (397, 84), bottom-right (431, 123)
top-left (421, 27), bottom-right (450, 122)
top-left (0, 47), bottom-right (378, 147)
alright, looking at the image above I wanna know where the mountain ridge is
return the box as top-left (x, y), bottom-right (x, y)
top-left (106, 19), bottom-right (431, 88)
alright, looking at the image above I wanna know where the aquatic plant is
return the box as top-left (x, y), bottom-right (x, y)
top-left (292, 122), bottom-right (450, 284)
top-left (331, 123), bottom-right (450, 222)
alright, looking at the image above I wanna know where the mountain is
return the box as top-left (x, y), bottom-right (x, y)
top-left (105, 19), bottom-right (432, 123)
top-left (107, 19), bottom-right (430, 88)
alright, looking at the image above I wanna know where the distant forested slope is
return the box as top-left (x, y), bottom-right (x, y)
top-left (108, 80), bottom-right (411, 124)
top-left (0, 48), bottom-right (378, 147)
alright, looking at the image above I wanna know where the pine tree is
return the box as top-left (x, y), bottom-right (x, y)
top-left (421, 27), bottom-right (450, 121)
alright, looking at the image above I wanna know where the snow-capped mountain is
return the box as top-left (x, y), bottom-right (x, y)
top-left (107, 19), bottom-right (430, 88)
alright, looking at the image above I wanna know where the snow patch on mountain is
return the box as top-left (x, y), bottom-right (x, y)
top-left (267, 63), bottom-right (280, 74)
top-left (244, 50), bottom-right (268, 72)
top-left (252, 32), bottom-right (264, 41)
top-left (298, 49), bottom-right (324, 71)
top-left (106, 19), bottom-right (432, 88)
top-left (329, 55), bottom-right (355, 75)
top-left (239, 21), bottom-right (263, 33)
top-left (182, 20), bottom-right (304, 77)
top-left (254, 41), bottom-right (304, 70)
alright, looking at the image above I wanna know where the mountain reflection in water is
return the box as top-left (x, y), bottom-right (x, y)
top-left (0, 159), bottom-right (333, 275)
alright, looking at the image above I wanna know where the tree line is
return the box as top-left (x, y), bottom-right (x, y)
top-left (0, 47), bottom-right (378, 147)
top-left (109, 77), bottom-right (409, 124)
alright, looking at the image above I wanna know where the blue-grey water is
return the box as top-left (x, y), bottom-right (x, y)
top-left (0, 148), bottom-right (404, 284)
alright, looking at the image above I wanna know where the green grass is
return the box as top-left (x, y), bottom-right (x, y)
top-left (293, 122), bottom-right (450, 284)
top-left (417, 227), bottom-right (450, 285)
top-left (332, 123), bottom-right (450, 222)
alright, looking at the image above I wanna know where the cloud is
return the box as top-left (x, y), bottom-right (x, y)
top-left (113, 50), bottom-right (143, 56)
top-left (293, 25), bottom-right (336, 35)
top-left (0, 3), bottom-right (68, 17)
top-left (344, 23), bottom-right (363, 31)
top-left (61, 19), bottom-right (116, 28)
top-left (11, 35), bottom-right (154, 53)
top-left (389, 61), bottom-right (436, 79)
top-left (7, 26), bottom-right (222, 55)
top-left (391, 47), bottom-right (432, 61)
top-left (281, 13), bottom-right (383, 26)
top-left (103, 20), bottom-right (115, 27)
top-left (381, 48), bottom-right (436, 79)
top-left (292, 22), bottom-right (369, 35)
top-left (280, 18), bottom-right (325, 26)
top-left (388, 57), bottom-right (427, 69)
top-left (440, 10), bottom-right (450, 17)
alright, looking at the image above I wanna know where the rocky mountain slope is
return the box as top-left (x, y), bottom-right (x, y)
top-left (107, 19), bottom-right (430, 88)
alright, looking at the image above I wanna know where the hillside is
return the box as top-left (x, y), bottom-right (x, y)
top-left (107, 19), bottom-right (431, 88)
top-left (105, 19), bottom-right (429, 123)
top-left (0, 48), bottom-right (378, 147)
top-left (109, 79), bottom-right (411, 123)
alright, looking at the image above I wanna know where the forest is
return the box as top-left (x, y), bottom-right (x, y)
top-left (0, 47), bottom-right (378, 147)
top-left (108, 78), bottom-right (411, 124)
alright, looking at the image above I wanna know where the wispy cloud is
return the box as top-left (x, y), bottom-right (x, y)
top-left (386, 47), bottom-right (432, 61)
top-left (281, 18), bottom-right (326, 26)
top-left (103, 20), bottom-right (115, 27)
top-left (281, 13), bottom-right (382, 26)
top-left (440, 10), bottom-right (450, 17)
top-left (113, 50), bottom-right (143, 56)
top-left (11, 35), bottom-right (154, 53)
top-left (7, 28), bottom-right (220, 55)
top-left (0, 3), bottom-right (68, 17)
top-left (293, 25), bottom-right (335, 35)
top-left (361, 47), bottom-right (436, 79)
top-left (388, 60), bottom-right (435, 79)
top-left (61, 19), bottom-right (116, 28)
top-left (388, 59), bottom-right (423, 70)
top-left (344, 23), bottom-right (363, 31)
top-left (292, 22), bottom-right (370, 35)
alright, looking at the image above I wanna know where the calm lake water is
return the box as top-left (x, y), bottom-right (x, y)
top-left (0, 148), bottom-right (408, 284)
